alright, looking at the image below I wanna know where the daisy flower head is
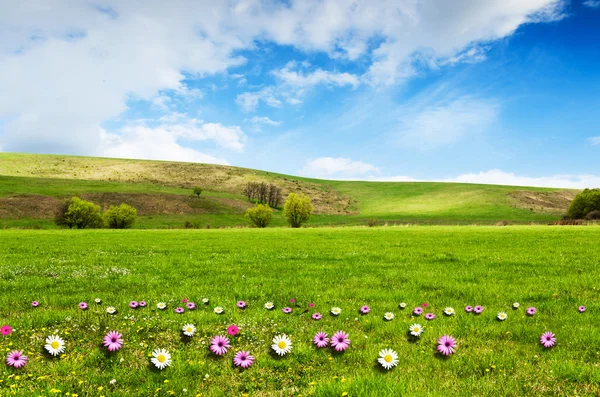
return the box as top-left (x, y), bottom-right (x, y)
top-left (174, 307), bottom-right (185, 314)
top-left (103, 331), bottom-right (124, 352)
top-left (214, 306), bottom-right (224, 314)
top-left (202, 298), bottom-right (209, 304)
top-left (378, 349), bottom-right (398, 370)
top-left (497, 312), bottom-right (508, 321)
top-left (157, 302), bottom-right (167, 310)
top-left (237, 301), bottom-right (247, 309)
top-left (282, 307), bottom-right (292, 314)
top-left (181, 298), bottom-right (188, 303)
top-left (309, 302), bottom-right (315, 308)
top-left (94, 298), bottom-right (102, 304)
top-left (465, 305), bottom-right (473, 313)
top-left (313, 332), bottom-right (329, 348)
top-left (45, 335), bottom-right (65, 356)
top-left (151, 348), bottom-right (171, 370)
top-left (209, 335), bottom-right (230, 356)
top-left (186, 302), bottom-right (196, 310)
top-left (512, 302), bottom-right (520, 309)
top-left (331, 307), bottom-right (342, 316)
top-left (79, 302), bottom-right (88, 310)
top-left (526, 307), bottom-right (536, 316)
top-left (106, 306), bottom-right (117, 315)
top-left (360, 305), bottom-right (370, 315)
top-left (422, 302), bottom-right (429, 307)
top-left (383, 312), bottom-right (395, 321)
top-left (31, 301), bottom-right (39, 307)
top-left (399, 302), bottom-right (407, 309)
top-left (409, 323), bottom-right (423, 337)
top-left (436, 335), bottom-right (457, 356)
top-left (227, 325), bottom-right (239, 336)
top-left (330, 331), bottom-right (351, 352)
top-left (413, 307), bottom-right (423, 316)
top-left (264, 302), bottom-right (274, 310)
top-left (272, 334), bottom-right (292, 356)
top-left (129, 301), bottom-right (138, 309)
top-left (233, 350), bottom-right (255, 369)
top-left (312, 312), bottom-right (322, 320)
top-left (139, 301), bottom-right (147, 307)
top-left (474, 306), bottom-right (484, 314)
top-left (540, 332), bottom-right (556, 348)
top-left (444, 307), bottom-right (455, 316)
top-left (1, 325), bottom-right (12, 336)
top-left (425, 313), bottom-right (436, 321)
top-left (6, 350), bottom-right (27, 368)
top-left (578, 305), bottom-right (586, 313)
top-left (182, 324), bottom-right (196, 337)
top-left (289, 298), bottom-right (295, 303)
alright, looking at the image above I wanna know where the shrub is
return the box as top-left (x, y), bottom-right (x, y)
top-left (585, 210), bottom-right (600, 220)
top-left (283, 193), bottom-right (313, 228)
top-left (104, 204), bottom-right (137, 229)
top-left (56, 197), bottom-right (104, 229)
top-left (246, 204), bottom-right (272, 228)
top-left (567, 188), bottom-right (600, 219)
top-left (192, 187), bottom-right (203, 198)
top-left (55, 198), bottom-right (74, 228)
top-left (367, 219), bottom-right (379, 227)
top-left (184, 220), bottom-right (201, 229)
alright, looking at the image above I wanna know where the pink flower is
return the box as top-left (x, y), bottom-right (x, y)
top-left (312, 313), bottom-right (322, 320)
top-left (282, 307), bottom-right (292, 314)
top-left (360, 305), bottom-right (370, 314)
top-left (209, 335), bottom-right (230, 356)
top-left (227, 325), bottom-right (239, 336)
top-left (422, 303), bottom-right (429, 307)
top-left (474, 306), bottom-right (484, 314)
top-left (1, 325), bottom-right (12, 336)
top-left (174, 307), bottom-right (185, 314)
top-left (526, 307), bottom-right (536, 316)
top-left (309, 303), bottom-right (315, 308)
top-left (413, 307), bottom-right (423, 316)
top-left (313, 332), bottom-right (329, 348)
top-left (540, 332), bottom-right (556, 348)
top-left (31, 301), bottom-right (39, 307)
top-left (79, 302), bottom-right (88, 310)
top-left (465, 306), bottom-right (473, 313)
top-left (233, 350), bottom-right (254, 368)
top-left (289, 298), bottom-right (295, 303)
top-left (129, 301), bottom-right (138, 309)
top-left (181, 298), bottom-right (188, 303)
top-left (6, 350), bottom-right (27, 368)
top-left (237, 301), bottom-right (247, 309)
top-left (437, 335), bottom-right (457, 356)
top-left (139, 301), bottom-right (147, 307)
top-left (578, 306), bottom-right (586, 313)
top-left (330, 331), bottom-right (350, 352)
top-left (425, 313), bottom-right (436, 321)
top-left (186, 302), bottom-right (196, 310)
top-left (102, 331), bottom-right (123, 352)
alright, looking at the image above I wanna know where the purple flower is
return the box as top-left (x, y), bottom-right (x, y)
top-left (437, 335), bottom-right (457, 356)
top-left (578, 306), bottom-right (586, 313)
top-left (181, 298), bottom-right (188, 303)
top-left (289, 298), bottom-right (295, 303)
top-left (139, 301), bottom-right (147, 307)
top-left (129, 301), bottom-right (138, 309)
top-left (227, 325), bottom-right (239, 336)
top-left (312, 312), bottom-right (322, 320)
top-left (309, 302), bottom-right (315, 308)
top-left (209, 335), bottom-right (230, 356)
top-left (330, 331), bottom-right (351, 352)
top-left (421, 302), bottom-right (429, 308)
top-left (425, 313), bottom-right (436, 321)
top-left (526, 307), bottom-right (536, 316)
top-left (540, 332), bottom-right (556, 348)
top-left (174, 307), bottom-right (185, 314)
top-left (474, 305), bottom-right (484, 314)
top-left (465, 306), bottom-right (473, 313)
top-left (1, 325), bottom-right (12, 336)
top-left (31, 301), bottom-right (39, 307)
top-left (282, 307), bottom-right (292, 314)
top-left (237, 301), bottom-right (247, 309)
top-left (79, 302), bottom-right (88, 310)
top-left (413, 307), bottom-right (423, 316)
top-left (186, 302), bottom-right (196, 310)
top-left (233, 350), bottom-right (254, 368)
top-left (102, 331), bottom-right (123, 352)
top-left (6, 351), bottom-right (27, 368)
top-left (360, 305), bottom-right (370, 314)
top-left (313, 332), bottom-right (329, 348)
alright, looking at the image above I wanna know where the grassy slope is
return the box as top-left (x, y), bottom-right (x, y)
top-left (1, 226), bottom-right (599, 396)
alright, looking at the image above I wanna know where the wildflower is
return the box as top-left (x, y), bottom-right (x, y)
top-left (465, 306), bottom-right (473, 313)
top-left (109, 379), bottom-right (116, 385)
top-left (31, 301), bottom-right (39, 307)
top-left (182, 298), bottom-right (188, 303)
top-left (540, 332), bottom-right (556, 348)
top-left (6, 351), bottom-right (27, 368)
top-left (139, 301), bottom-right (147, 307)
top-left (227, 325), bottom-right (239, 336)
top-left (312, 313), bottom-right (322, 320)
top-left (313, 332), bottom-right (329, 348)
top-left (497, 312), bottom-right (508, 321)
top-left (151, 349), bottom-right (172, 370)
top-left (399, 302), bottom-right (407, 309)
top-left (233, 351), bottom-right (255, 368)
top-left (103, 331), bottom-right (124, 352)
top-left (45, 335), bottom-right (66, 356)
top-left (282, 307), bottom-right (292, 314)
top-left (237, 301), bottom-right (247, 309)
top-left (202, 298), bottom-right (209, 304)
top-left (331, 307), bottom-right (342, 316)
top-left (309, 302), bottom-right (315, 308)
top-left (289, 298), bottom-right (295, 303)
top-left (1, 325), bottom-right (12, 336)
top-left (578, 306), bottom-right (586, 313)
top-left (360, 305), bottom-right (370, 314)
top-left (409, 323), bottom-right (423, 336)
top-left (413, 307), bottom-right (423, 316)
top-left (443, 307), bottom-right (455, 316)
top-left (186, 302), bottom-right (196, 310)
top-left (94, 298), bottom-right (102, 304)
top-left (474, 306), bottom-right (484, 314)
top-left (422, 302), bottom-right (429, 307)
top-left (214, 306), bottom-right (224, 314)
top-left (182, 324), bottom-right (196, 337)
top-left (264, 302), bottom-right (274, 310)
top-left (377, 349), bottom-right (398, 370)
top-left (209, 335), bottom-right (230, 356)
top-left (436, 335), bottom-right (457, 356)
top-left (129, 301), bottom-right (138, 309)
top-left (330, 331), bottom-right (350, 352)
top-left (106, 306), bottom-right (117, 314)
top-left (271, 334), bottom-right (292, 356)
top-left (157, 302), bottom-right (167, 310)
top-left (526, 307), bottom-right (536, 316)
top-left (174, 307), bottom-right (185, 314)
top-left (425, 313), bottom-right (436, 321)
top-left (383, 312), bottom-right (394, 321)
top-left (79, 302), bottom-right (88, 310)
top-left (513, 302), bottom-right (520, 309)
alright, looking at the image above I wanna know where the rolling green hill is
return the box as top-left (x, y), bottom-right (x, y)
top-left (0, 152), bottom-right (577, 228)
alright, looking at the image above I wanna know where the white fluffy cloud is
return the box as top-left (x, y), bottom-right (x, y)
top-left (446, 170), bottom-right (600, 189)
top-left (583, 0), bottom-right (600, 8)
top-left (300, 157), bottom-right (380, 179)
top-left (272, 66), bottom-right (360, 89)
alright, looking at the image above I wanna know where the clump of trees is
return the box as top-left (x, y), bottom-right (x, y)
top-left (283, 193), bottom-right (313, 228)
top-left (246, 204), bottom-right (273, 228)
top-left (192, 186), bottom-right (203, 198)
top-left (567, 188), bottom-right (600, 219)
top-left (55, 197), bottom-right (137, 229)
top-left (244, 182), bottom-right (282, 208)
top-left (104, 204), bottom-right (137, 229)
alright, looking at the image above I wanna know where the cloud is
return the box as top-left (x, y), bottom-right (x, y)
top-left (272, 66), bottom-right (360, 89)
top-left (446, 169), bottom-right (600, 189)
top-left (583, 0), bottom-right (600, 8)
top-left (299, 157), bottom-right (380, 179)
top-left (589, 136), bottom-right (600, 145)
top-left (235, 88), bottom-right (282, 113)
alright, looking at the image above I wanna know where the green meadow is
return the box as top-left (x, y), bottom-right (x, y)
top-left (1, 226), bottom-right (599, 396)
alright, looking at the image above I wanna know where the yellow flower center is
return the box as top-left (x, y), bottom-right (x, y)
top-left (51, 341), bottom-right (59, 349)
top-left (414, 327), bottom-right (420, 332)
top-left (157, 354), bottom-right (166, 363)
top-left (186, 327), bottom-right (192, 332)
top-left (278, 341), bottom-right (287, 349)
top-left (384, 354), bottom-right (393, 363)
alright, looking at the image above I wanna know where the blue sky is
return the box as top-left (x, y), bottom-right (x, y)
top-left (1, 0), bottom-right (599, 187)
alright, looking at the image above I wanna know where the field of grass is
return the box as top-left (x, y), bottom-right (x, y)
top-left (1, 226), bottom-right (599, 396)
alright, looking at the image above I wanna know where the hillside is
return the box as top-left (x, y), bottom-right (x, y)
top-left (0, 152), bottom-right (577, 228)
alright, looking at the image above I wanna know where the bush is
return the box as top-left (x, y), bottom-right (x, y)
top-left (104, 204), bottom-right (137, 229)
top-left (585, 210), bottom-right (600, 220)
top-left (283, 193), bottom-right (313, 228)
top-left (192, 187), bottom-right (203, 198)
top-left (367, 219), bottom-right (379, 227)
top-left (567, 188), bottom-right (600, 219)
top-left (55, 199), bottom-right (74, 228)
top-left (55, 197), bottom-right (104, 229)
top-left (184, 220), bottom-right (201, 229)
top-left (246, 204), bottom-right (272, 228)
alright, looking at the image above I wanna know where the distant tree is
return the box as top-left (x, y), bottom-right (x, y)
top-left (567, 188), bottom-right (600, 219)
top-left (104, 203), bottom-right (137, 229)
top-left (55, 198), bottom-right (75, 229)
top-left (55, 197), bottom-right (103, 229)
top-left (244, 182), bottom-right (282, 207)
top-left (245, 204), bottom-right (272, 228)
top-left (192, 186), bottom-right (203, 198)
top-left (283, 193), bottom-right (313, 228)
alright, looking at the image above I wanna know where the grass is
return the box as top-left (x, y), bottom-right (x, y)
top-left (1, 226), bottom-right (599, 396)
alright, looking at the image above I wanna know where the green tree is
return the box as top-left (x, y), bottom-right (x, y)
top-left (245, 204), bottom-right (272, 228)
top-left (55, 198), bottom-right (75, 228)
top-left (283, 193), bottom-right (313, 228)
top-left (192, 186), bottom-right (203, 198)
top-left (104, 203), bottom-right (138, 229)
top-left (567, 188), bottom-right (600, 219)
top-left (56, 197), bottom-right (103, 229)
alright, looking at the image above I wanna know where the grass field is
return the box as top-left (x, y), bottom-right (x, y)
top-left (1, 226), bottom-right (600, 396)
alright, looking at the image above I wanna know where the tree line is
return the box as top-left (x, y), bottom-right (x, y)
top-left (243, 182), bottom-right (282, 208)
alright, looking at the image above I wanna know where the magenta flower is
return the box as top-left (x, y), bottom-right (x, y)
top-left (102, 331), bottom-right (124, 352)
top-left (209, 335), bottom-right (230, 356)
top-left (313, 332), bottom-right (329, 348)
top-left (282, 307), bottom-right (292, 314)
top-left (31, 301), bottom-right (39, 307)
top-left (465, 306), bottom-right (473, 313)
top-left (181, 298), bottom-right (188, 303)
top-left (129, 301), bottom-right (138, 309)
top-left (360, 305), bottom-right (370, 314)
top-left (330, 331), bottom-right (351, 352)
top-left (578, 306), bottom-right (586, 313)
top-left (227, 325), bottom-right (239, 336)
top-left (425, 313), bottom-right (436, 321)
top-left (289, 298), bottom-right (295, 303)
top-left (6, 351), bottom-right (27, 368)
top-left (437, 335), bottom-right (457, 356)
top-left (1, 325), bottom-right (12, 336)
top-left (526, 307), bottom-right (536, 316)
top-left (312, 312), bottom-right (322, 320)
top-left (413, 307), bottom-right (423, 316)
top-left (79, 302), bottom-right (88, 310)
top-left (174, 307), bottom-right (185, 314)
top-left (237, 301), bottom-right (247, 309)
top-left (422, 302), bottom-right (429, 307)
top-left (540, 332), bottom-right (556, 348)
top-left (139, 301), bottom-right (147, 307)
top-left (186, 302), bottom-right (196, 310)
top-left (233, 350), bottom-right (254, 368)
top-left (309, 302), bottom-right (315, 308)
top-left (474, 305), bottom-right (484, 314)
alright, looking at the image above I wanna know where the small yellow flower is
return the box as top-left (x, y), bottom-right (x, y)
top-left (98, 386), bottom-right (104, 391)
top-left (164, 379), bottom-right (169, 383)
top-left (342, 393), bottom-right (348, 397)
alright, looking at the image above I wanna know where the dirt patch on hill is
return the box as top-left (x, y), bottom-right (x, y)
top-left (507, 190), bottom-right (577, 214)
top-left (0, 195), bottom-right (60, 219)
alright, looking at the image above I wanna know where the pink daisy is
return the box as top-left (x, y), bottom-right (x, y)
top-left (540, 332), bottom-right (556, 348)
top-left (465, 305), bottom-right (473, 313)
top-left (6, 350), bottom-right (27, 368)
top-left (578, 306), bottom-right (586, 313)
top-left (79, 302), bottom-right (88, 310)
top-left (227, 325), bottom-right (239, 336)
top-left (360, 305), bottom-right (370, 314)
top-left (309, 303), bottom-right (315, 308)
top-left (186, 302), bottom-right (196, 310)
top-left (233, 350), bottom-right (255, 368)
top-left (181, 298), bottom-right (188, 303)
top-left (1, 325), bottom-right (12, 336)
top-left (102, 331), bottom-right (124, 352)
top-left (282, 307), bottom-right (292, 314)
top-left (129, 301), bottom-right (138, 309)
top-left (330, 331), bottom-right (351, 352)
top-left (237, 301), bottom-right (247, 309)
top-left (139, 301), bottom-right (147, 307)
top-left (174, 307), bottom-right (185, 314)
top-left (474, 306), bottom-right (484, 314)
top-left (526, 307), bottom-right (536, 316)
top-left (312, 312), bottom-right (322, 320)
top-left (413, 307), bottom-right (423, 316)
top-left (425, 313), bottom-right (436, 321)
top-left (289, 298), bottom-right (295, 303)
top-left (31, 301), bottom-right (39, 307)
top-left (313, 332), bottom-right (329, 348)
top-left (422, 302), bottom-right (429, 307)
top-left (209, 335), bottom-right (230, 356)
top-left (437, 335), bottom-right (457, 356)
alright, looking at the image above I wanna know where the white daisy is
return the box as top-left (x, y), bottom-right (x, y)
top-left (378, 348), bottom-right (399, 370)
top-left (202, 298), bottom-right (209, 304)
top-left (497, 312), bottom-right (508, 321)
top-left (331, 307), bottom-right (342, 316)
top-left (45, 335), bottom-right (65, 356)
top-left (106, 306), bottom-right (117, 314)
top-left (383, 312), bottom-right (395, 321)
top-left (157, 302), bottom-right (167, 310)
top-left (409, 323), bottom-right (423, 336)
top-left (182, 324), bottom-right (196, 337)
top-left (513, 302), bottom-right (520, 308)
top-left (264, 302), bottom-right (275, 310)
top-left (399, 302), bottom-right (407, 309)
top-left (271, 334), bottom-right (292, 356)
top-left (94, 298), bottom-right (102, 304)
top-left (151, 348), bottom-right (172, 370)
top-left (214, 306), bottom-right (224, 314)
top-left (444, 307), bottom-right (455, 316)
